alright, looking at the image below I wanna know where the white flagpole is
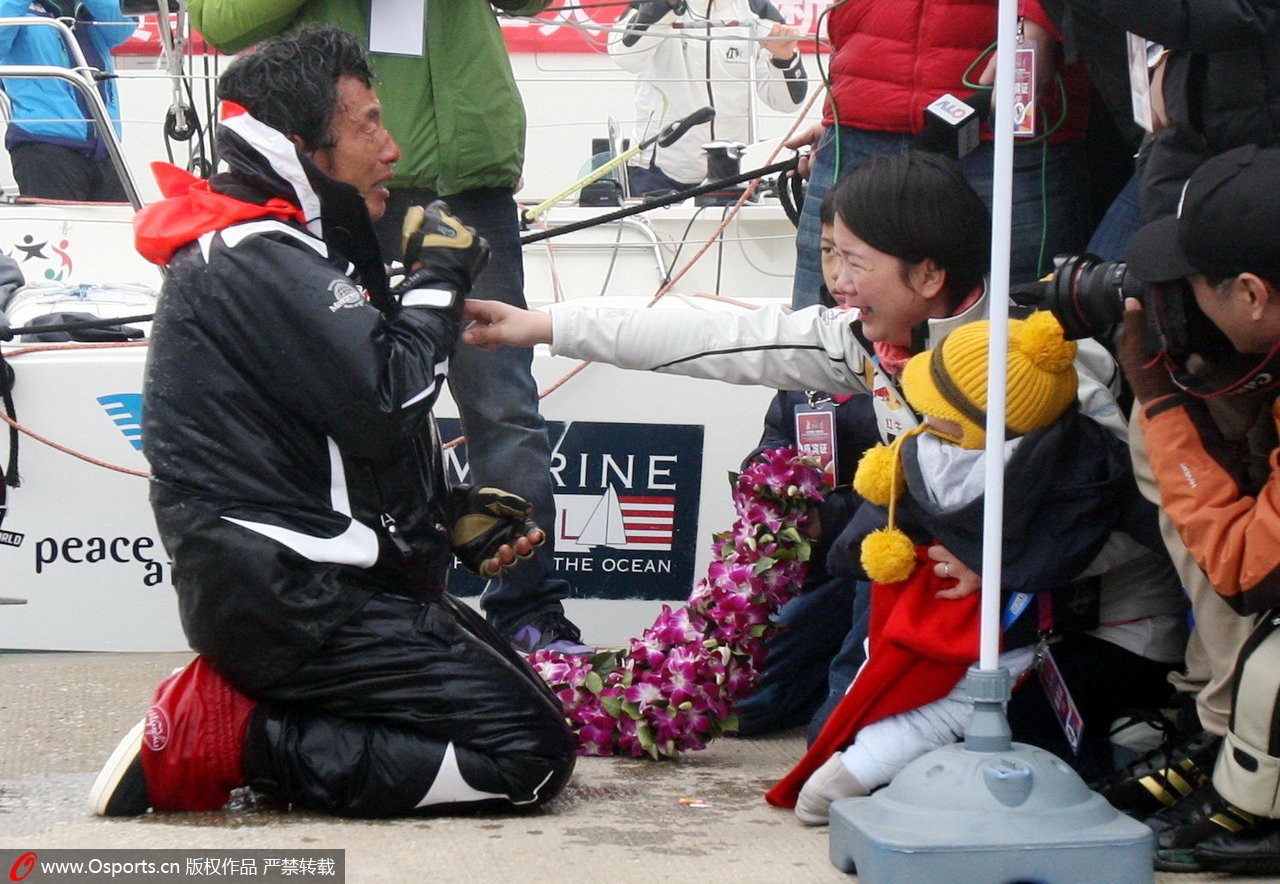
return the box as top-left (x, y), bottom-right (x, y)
top-left (978, 0), bottom-right (1017, 671)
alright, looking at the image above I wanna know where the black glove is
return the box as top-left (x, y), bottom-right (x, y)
top-left (1118, 297), bottom-right (1179, 404)
top-left (449, 485), bottom-right (544, 577)
top-left (393, 200), bottom-right (490, 310)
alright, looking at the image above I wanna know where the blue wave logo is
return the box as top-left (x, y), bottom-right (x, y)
top-left (98, 393), bottom-right (144, 451)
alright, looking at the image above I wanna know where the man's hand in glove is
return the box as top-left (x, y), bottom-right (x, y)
top-left (449, 485), bottom-right (545, 578)
top-left (393, 200), bottom-right (491, 310)
top-left (1119, 296), bottom-right (1179, 404)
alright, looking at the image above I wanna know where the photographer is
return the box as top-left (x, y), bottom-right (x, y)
top-left (1117, 143), bottom-right (1280, 873)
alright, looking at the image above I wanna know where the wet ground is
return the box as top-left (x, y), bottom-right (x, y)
top-left (0, 653), bottom-right (1242, 883)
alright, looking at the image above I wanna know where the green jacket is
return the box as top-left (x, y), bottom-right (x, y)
top-left (188, 0), bottom-right (550, 194)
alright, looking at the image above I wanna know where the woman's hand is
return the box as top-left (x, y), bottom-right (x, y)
top-left (927, 544), bottom-right (980, 600)
top-left (461, 300), bottom-right (553, 349)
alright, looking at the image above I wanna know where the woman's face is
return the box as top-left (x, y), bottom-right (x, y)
top-left (831, 215), bottom-right (949, 346)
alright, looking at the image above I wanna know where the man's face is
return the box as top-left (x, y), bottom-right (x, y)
top-left (309, 75), bottom-right (400, 221)
top-left (1185, 270), bottom-right (1280, 357)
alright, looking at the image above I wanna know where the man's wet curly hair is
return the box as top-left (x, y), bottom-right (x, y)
top-left (216, 27), bottom-right (374, 152)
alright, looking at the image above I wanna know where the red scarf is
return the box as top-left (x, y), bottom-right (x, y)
top-left (765, 547), bottom-right (982, 808)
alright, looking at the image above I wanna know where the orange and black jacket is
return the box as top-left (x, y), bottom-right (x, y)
top-left (1140, 391), bottom-right (1280, 614)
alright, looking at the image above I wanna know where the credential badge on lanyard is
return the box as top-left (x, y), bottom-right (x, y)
top-left (795, 396), bottom-right (837, 485)
top-left (1037, 640), bottom-right (1085, 755)
top-left (371, 0), bottom-right (426, 57)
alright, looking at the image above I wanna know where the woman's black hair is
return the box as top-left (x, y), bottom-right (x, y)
top-left (829, 151), bottom-right (991, 307)
top-left (217, 27), bottom-right (375, 152)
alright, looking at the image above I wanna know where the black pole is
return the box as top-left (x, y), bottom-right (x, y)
top-left (519, 156), bottom-right (800, 246)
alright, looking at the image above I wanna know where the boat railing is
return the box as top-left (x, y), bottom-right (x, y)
top-left (0, 16), bottom-right (143, 209)
top-left (524, 215), bottom-right (672, 289)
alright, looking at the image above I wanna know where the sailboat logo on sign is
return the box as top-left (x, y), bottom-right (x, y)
top-left (558, 486), bottom-right (675, 551)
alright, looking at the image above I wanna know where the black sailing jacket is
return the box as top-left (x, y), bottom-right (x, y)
top-left (139, 106), bottom-right (461, 690)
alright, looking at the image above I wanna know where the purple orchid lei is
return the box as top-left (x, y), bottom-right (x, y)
top-left (527, 447), bottom-right (830, 759)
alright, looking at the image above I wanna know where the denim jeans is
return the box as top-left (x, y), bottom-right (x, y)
top-left (1084, 174), bottom-right (1142, 261)
top-left (626, 163), bottom-right (697, 197)
top-left (735, 575), bottom-right (870, 737)
top-left (792, 126), bottom-right (1088, 307)
top-left (377, 187), bottom-right (572, 633)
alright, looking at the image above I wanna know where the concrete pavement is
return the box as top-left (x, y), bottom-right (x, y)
top-left (0, 653), bottom-right (1239, 883)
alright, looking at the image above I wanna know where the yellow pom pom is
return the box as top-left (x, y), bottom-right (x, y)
top-left (860, 527), bottom-right (917, 584)
top-left (853, 444), bottom-right (904, 506)
top-left (1018, 311), bottom-right (1077, 375)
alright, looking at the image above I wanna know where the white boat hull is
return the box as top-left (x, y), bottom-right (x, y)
top-left (1, 281), bottom-right (777, 651)
top-left (0, 44), bottom-right (800, 651)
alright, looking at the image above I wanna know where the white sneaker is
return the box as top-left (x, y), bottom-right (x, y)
top-left (795, 753), bottom-right (867, 826)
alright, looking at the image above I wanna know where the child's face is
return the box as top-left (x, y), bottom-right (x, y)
top-left (925, 416), bottom-right (965, 444)
top-left (820, 223), bottom-right (848, 306)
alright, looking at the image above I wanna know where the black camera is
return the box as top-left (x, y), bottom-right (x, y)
top-left (1010, 253), bottom-right (1235, 364)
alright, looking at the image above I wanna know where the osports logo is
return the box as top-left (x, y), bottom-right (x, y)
top-left (8, 851), bottom-right (36, 882)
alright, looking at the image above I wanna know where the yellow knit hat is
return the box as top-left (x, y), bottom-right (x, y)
top-left (850, 311), bottom-right (1078, 583)
top-left (899, 311), bottom-right (1078, 450)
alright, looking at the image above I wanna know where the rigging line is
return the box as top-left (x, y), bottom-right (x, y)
top-left (642, 82), bottom-right (822, 306)
top-left (531, 216), bottom-right (570, 303)
top-left (2, 340), bottom-right (148, 359)
top-left (544, 16), bottom-right (827, 44)
top-left (519, 154), bottom-right (800, 245)
top-left (554, 0), bottom-right (652, 9)
top-left (531, 83), bottom-right (824, 406)
top-left (0, 408), bottom-right (148, 478)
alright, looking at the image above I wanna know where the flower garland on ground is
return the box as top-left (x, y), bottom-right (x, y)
top-left (528, 447), bottom-right (831, 759)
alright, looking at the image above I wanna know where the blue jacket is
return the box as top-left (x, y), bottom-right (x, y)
top-left (0, 1), bottom-right (135, 153)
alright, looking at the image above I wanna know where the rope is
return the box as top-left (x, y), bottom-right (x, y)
top-left (527, 84), bottom-right (824, 400)
top-left (1, 341), bottom-right (150, 477)
top-left (1, 84), bottom-right (825, 472)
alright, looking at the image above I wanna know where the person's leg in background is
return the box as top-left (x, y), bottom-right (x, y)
top-left (735, 576), bottom-right (858, 736)
top-left (959, 140), bottom-right (1089, 285)
top-left (10, 142), bottom-right (93, 201)
top-left (90, 153), bottom-right (129, 202)
top-left (806, 578), bottom-right (871, 743)
top-left (1083, 173), bottom-right (1142, 261)
top-left (1129, 410), bottom-right (1256, 743)
top-left (377, 187), bottom-right (587, 655)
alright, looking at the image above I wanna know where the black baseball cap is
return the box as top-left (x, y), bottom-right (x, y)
top-left (1126, 145), bottom-right (1280, 284)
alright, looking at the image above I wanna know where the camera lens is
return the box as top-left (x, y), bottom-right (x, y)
top-left (1051, 255), bottom-right (1143, 340)
top-left (1010, 254), bottom-right (1144, 341)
